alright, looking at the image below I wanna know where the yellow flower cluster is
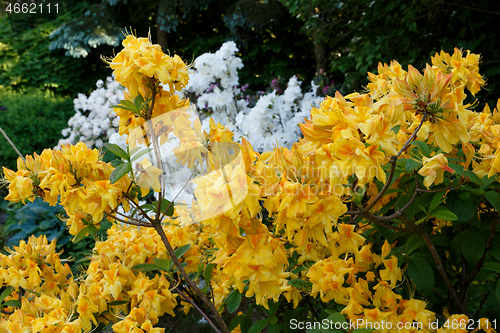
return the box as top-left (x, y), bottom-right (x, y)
top-left (2, 142), bottom-right (130, 236)
top-left (0, 236), bottom-right (82, 333)
top-left (76, 222), bottom-right (205, 331)
top-left (107, 34), bottom-right (189, 98)
top-left (104, 34), bottom-right (190, 138)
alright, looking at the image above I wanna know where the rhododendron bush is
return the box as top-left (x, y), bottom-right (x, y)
top-left (2, 33), bottom-right (500, 333)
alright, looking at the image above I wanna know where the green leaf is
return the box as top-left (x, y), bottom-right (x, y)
top-left (429, 192), bottom-right (445, 213)
top-left (109, 104), bottom-right (136, 113)
top-left (133, 94), bottom-right (145, 113)
top-left (462, 229), bottom-right (485, 264)
top-left (130, 148), bottom-right (153, 163)
top-left (172, 262), bottom-right (188, 273)
top-left (0, 287), bottom-right (14, 305)
top-left (3, 300), bottom-right (21, 308)
top-left (119, 99), bottom-right (140, 113)
top-left (240, 315), bottom-right (253, 333)
top-left (107, 300), bottom-right (129, 306)
top-left (131, 263), bottom-right (162, 272)
top-left (129, 146), bottom-right (142, 157)
top-left (249, 318), bottom-right (271, 333)
top-left (465, 170), bottom-right (482, 186)
top-left (229, 315), bottom-right (244, 331)
top-left (204, 263), bottom-right (216, 281)
top-left (489, 244), bottom-right (500, 262)
top-left (287, 279), bottom-right (312, 290)
top-left (406, 234), bottom-right (426, 255)
top-left (326, 312), bottom-right (347, 324)
top-left (481, 176), bottom-right (497, 190)
top-left (226, 289), bottom-right (242, 313)
top-left (110, 160), bottom-right (124, 168)
top-left (352, 329), bottom-right (375, 333)
top-left (458, 191), bottom-right (470, 201)
top-left (485, 191), bottom-right (500, 212)
top-left (151, 199), bottom-right (175, 217)
top-left (407, 255), bottom-right (435, 296)
top-left (86, 224), bottom-right (98, 236)
top-left (110, 162), bottom-right (131, 184)
top-left (404, 158), bottom-right (421, 173)
top-left (104, 143), bottom-right (129, 160)
top-left (450, 231), bottom-right (469, 260)
top-left (73, 225), bottom-right (90, 243)
top-left (410, 140), bottom-right (430, 157)
top-left (448, 192), bottom-right (475, 222)
top-left (448, 162), bottom-right (464, 176)
top-left (430, 205), bottom-right (458, 221)
top-left (484, 262), bottom-right (500, 272)
top-left (153, 258), bottom-right (172, 272)
top-left (174, 244), bottom-right (191, 260)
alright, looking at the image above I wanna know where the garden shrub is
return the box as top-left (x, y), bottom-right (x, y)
top-left (1, 33), bottom-right (500, 333)
top-left (0, 89), bottom-right (73, 170)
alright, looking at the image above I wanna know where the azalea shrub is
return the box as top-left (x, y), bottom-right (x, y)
top-left (1, 33), bottom-right (500, 333)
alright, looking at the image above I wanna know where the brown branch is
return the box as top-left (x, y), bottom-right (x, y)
top-left (153, 222), bottom-right (230, 333)
top-left (363, 186), bottom-right (419, 222)
top-left (362, 214), bottom-right (414, 233)
top-left (104, 212), bottom-right (153, 228)
top-left (174, 287), bottom-right (222, 333)
top-left (146, 84), bottom-right (157, 121)
top-left (416, 183), bottom-right (461, 193)
top-left (363, 113), bottom-right (427, 214)
top-left (421, 231), bottom-right (470, 316)
top-left (124, 196), bottom-right (154, 224)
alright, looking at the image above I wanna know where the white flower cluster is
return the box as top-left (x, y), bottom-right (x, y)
top-left (184, 41), bottom-right (323, 152)
top-left (57, 76), bottom-right (123, 149)
top-left (186, 41), bottom-right (245, 122)
top-left (233, 76), bottom-right (321, 152)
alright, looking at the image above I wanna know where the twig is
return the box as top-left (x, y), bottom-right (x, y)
top-left (362, 187), bottom-right (419, 222)
top-left (174, 287), bottom-right (222, 333)
top-left (363, 113), bottom-right (427, 214)
top-left (153, 222), bottom-right (230, 333)
top-left (0, 126), bottom-right (25, 163)
top-left (421, 230), bottom-right (470, 316)
top-left (159, 166), bottom-right (198, 223)
top-left (104, 212), bottom-right (153, 228)
top-left (474, 275), bottom-right (500, 320)
top-left (123, 196), bottom-right (154, 223)
top-left (362, 215), bottom-right (414, 233)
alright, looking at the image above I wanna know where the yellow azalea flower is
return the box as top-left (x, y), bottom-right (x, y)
top-left (359, 114), bottom-right (398, 156)
top-left (307, 256), bottom-right (354, 304)
top-left (135, 158), bottom-right (163, 196)
top-left (418, 153), bottom-right (455, 188)
top-left (379, 256), bottom-right (402, 287)
top-left (135, 45), bottom-right (174, 85)
top-left (332, 138), bottom-right (386, 185)
top-left (401, 299), bottom-right (435, 326)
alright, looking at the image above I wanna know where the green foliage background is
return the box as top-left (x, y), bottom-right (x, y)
top-left (0, 89), bottom-right (73, 170)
